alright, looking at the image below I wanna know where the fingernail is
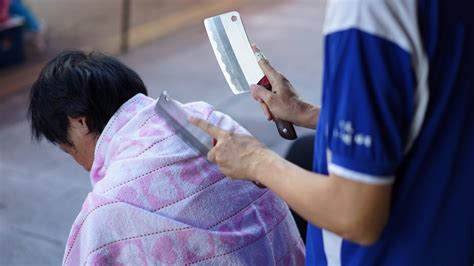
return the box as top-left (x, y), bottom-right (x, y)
top-left (251, 43), bottom-right (259, 52)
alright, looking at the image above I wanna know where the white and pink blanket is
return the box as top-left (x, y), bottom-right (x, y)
top-left (62, 94), bottom-right (304, 265)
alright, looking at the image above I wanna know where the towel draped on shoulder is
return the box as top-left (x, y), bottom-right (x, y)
top-left (62, 94), bottom-right (304, 265)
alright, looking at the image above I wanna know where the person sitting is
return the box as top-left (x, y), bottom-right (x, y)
top-left (28, 51), bottom-right (304, 265)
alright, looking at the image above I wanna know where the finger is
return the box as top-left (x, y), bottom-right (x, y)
top-left (259, 101), bottom-right (273, 121)
top-left (188, 116), bottom-right (225, 139)
top-left (250, 84), bottom-right (273, 104)
top-left (207, 148), bottom-right (217, 163)
top-left (252, 44), bottom-right (280, 83)
top-left (251, 86), bottom-right (273, 120)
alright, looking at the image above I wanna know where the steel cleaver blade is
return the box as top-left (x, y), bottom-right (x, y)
top-left (154, 91), bottom-right (212, 157)
top-left (204, 11), bottom-right (262, 94)
top-left (204, 11), bottom-right (297, 140)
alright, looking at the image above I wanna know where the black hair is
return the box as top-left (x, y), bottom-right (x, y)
top-left (28, 50), bottom-right (148, 145)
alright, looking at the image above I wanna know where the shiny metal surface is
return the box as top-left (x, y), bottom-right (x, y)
top-left (204, 11), bottom-right (264, 94)
top-left (155, 91), bottom-right (212, 156)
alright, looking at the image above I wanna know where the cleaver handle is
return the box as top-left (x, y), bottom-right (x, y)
top-left (258, 76), bottom-right (297, 140)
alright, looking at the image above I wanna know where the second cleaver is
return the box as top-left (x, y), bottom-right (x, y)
top-left (204, 11), bottom-right (297, 140)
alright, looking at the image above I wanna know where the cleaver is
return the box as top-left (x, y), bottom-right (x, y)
top-left (154, 91), bottom-right (212, 156)
top-left (204, 11), bottom-right (297, 140)
top-left (155, 91), bottom-right (266, 189)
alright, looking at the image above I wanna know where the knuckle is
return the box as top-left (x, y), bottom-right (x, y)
top-left (253, 89), bottom-right (263, 99)
top-left (224, 131), bottom-right (233, 139)
top-left (208, 150), bottom-right (217, 162)
top-left (277, 73), bottom-right (288, 83)
top-left (259, 58), bottom-right (270, 66)
top-left (208, 156), bottom-right (216, 163)
top-left (260, 91), bottom-right (271, 102)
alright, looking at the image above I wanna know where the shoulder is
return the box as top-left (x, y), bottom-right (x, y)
top-left (324, 0), bottom-right (420, 53)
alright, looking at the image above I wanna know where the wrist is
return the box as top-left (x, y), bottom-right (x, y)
top-left (251, 147), bottom-right (279, 184)
top-left (297, 102), bottom-right (320, 129)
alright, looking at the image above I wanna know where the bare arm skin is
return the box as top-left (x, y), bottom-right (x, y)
top-left (189, 117), bottom-right (391, 245)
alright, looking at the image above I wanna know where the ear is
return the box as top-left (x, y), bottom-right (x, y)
top-left (68, 116), bottom-right (90, 134)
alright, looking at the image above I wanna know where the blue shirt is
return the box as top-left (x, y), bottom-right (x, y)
top-left (307, 0), bottom-right (474, 265)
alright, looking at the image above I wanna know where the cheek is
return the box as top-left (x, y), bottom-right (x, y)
top-left (75, 146), bottom-right (95, 171)
top-left (71, 153), bottom-right (85, 165)
top-left (62, 133), bottom-right (97, 171)
top-left (72, 152), bottom-right (91, 169)
top-left (65, 147), bottom-right (87, 169)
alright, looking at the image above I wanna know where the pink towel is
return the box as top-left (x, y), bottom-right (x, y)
top-left (62, 94), bottom-right (304, 265)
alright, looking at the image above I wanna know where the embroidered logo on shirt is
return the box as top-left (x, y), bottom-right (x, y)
top-left (332, 120), bottom-right (372, 148)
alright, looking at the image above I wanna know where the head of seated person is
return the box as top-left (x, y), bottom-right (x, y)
top-left (28, 50), bottom-right (147, 171)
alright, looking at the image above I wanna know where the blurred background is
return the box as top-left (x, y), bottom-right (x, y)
top-left (0, 0), bottom-right (325, 264)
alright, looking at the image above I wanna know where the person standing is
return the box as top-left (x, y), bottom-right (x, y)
top-left (191, 0), bottom-right (474, 265)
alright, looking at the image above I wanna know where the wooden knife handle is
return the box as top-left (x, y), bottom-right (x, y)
top-left (257, 76), bottom-right (297, 140)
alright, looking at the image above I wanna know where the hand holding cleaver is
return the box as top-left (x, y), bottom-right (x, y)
top-left (204, 11), bottom-right (297, 140)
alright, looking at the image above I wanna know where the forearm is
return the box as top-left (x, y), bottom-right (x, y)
top-left (252, 149), bottom-right (391, 244)
top-left (253, 150), bottom-right (339, 231)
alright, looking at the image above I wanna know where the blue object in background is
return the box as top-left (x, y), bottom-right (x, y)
top-left (9, 0), bottom-right (40, 31)
top-left (0, 16), bottom-right (24, 67)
